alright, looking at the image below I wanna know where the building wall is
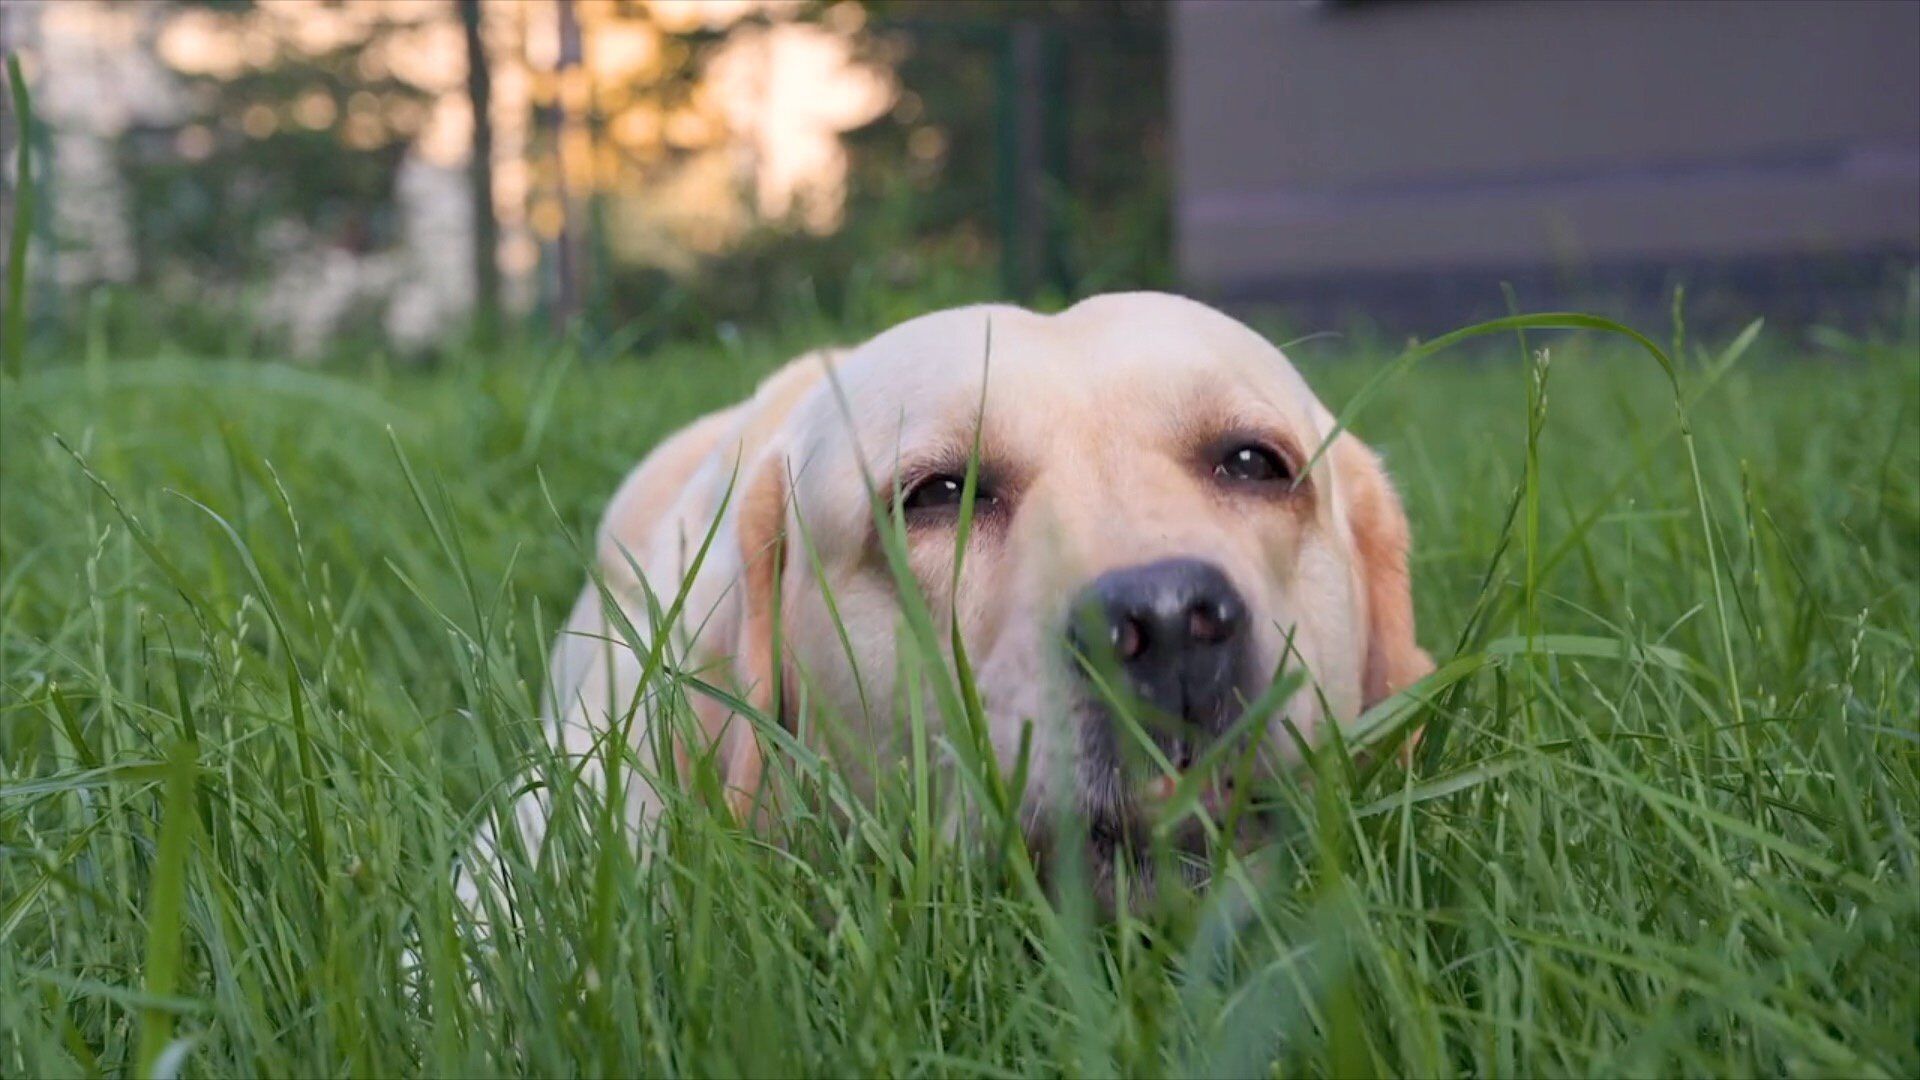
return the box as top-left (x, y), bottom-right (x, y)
top-left (1173, 0), bottom-right (1920, 309)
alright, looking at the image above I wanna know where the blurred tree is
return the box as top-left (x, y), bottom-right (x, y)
top-left (458, 0), bottom-right (501, 336)
top-left (58, 0), bottom-right (1169, 354)
top-left (117, 0), bottom-right (444, 285)
top-left (591, 0), bottom-right (1168, 342)
top-left (842, 0), bottom-right (1169, 300)
top-left (551, 0), bottom-right (585, 331)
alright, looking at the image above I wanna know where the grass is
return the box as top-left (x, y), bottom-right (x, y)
top-left (2, 300), bottom-right (1918, 1078)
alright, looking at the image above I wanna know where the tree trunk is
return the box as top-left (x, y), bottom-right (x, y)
top-left (458, 0), bottom-right (501, 339)
top-left (550, 0), bottom-right (583, 333)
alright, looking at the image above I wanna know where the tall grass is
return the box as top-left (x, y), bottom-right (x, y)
top-left (4, 54), bottom-right (36, 377)
top-left (2, 300), bottom-right (1917, 1077)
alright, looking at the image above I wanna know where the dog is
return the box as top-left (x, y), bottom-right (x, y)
top-left (462, 292), bottom-right (1431, 912)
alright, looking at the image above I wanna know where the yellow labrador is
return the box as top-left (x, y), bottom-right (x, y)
top-left (466, 292), bottom-right (1430, 908)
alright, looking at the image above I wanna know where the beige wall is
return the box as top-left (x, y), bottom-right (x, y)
top-left (1174, 0), bottom-right (1920, 292)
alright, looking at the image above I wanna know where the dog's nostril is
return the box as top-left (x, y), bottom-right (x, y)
top-left (1069, 558), bottom-right (1252, 737)
top-left (1068, 557), bottom-right (1249, 671)
top-left (1187, 602), bottom-right (1224, 645)
top-left (1187, 595), bottom-right (1245, 646)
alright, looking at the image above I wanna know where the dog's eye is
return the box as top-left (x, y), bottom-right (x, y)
top-left (1214, 444), bottom-right (1291, 484)
top-left (901, 474), bottom-right (970, 513)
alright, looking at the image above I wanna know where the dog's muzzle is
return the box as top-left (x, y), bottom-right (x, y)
top-left (1066, 557), bottom-right (1253, 770)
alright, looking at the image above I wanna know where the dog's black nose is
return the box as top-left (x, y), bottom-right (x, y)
top-left (1067, 557), bottom-right (1250, 728)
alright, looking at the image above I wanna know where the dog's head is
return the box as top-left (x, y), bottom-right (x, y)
top-left (725, 293), bottom-right (1430, 905)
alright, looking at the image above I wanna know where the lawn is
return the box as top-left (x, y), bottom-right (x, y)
top-left (2, 303), bottom-right (1917, 1078)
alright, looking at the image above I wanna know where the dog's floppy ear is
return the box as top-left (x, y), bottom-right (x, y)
top-left (1335, 433), bottom-right (1433, 712)
top-left (719, 450), bottom-right (788, 821)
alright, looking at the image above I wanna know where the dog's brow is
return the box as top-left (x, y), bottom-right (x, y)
top-left (1176, 392), bottom-right (1298, 450)
top-left (885, 440), bottom-right (982, 489)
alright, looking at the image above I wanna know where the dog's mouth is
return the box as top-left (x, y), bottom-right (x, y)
top-left (1122, 775), bottom-right (1240, 855)
top-left (1064, 740), bottom-right (1243, 894)
top-left (1089, 727), bottom-right (1244, 827)
top-left (1036, 699), bottom-right (1271, 910)
top-left (1135, 757), bottom-right (1236, 820)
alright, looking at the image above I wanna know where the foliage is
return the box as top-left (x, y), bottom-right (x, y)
top-left (55, 0), bottom-right (1171, 350)
top-left (2, 302), bottom-right (1916, 1076)
top-left (844, 0), bottom-right (1171, 296)
top-left (586, 0), bottom-right (1171, 344)
top-left (116, 0), bottom-right (440, 283)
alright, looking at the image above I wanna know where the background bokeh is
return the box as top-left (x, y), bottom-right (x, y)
top-left (2, 0), bottom-right (1916, 363)
top-left (2, 0), bottom-right (1165, 360)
